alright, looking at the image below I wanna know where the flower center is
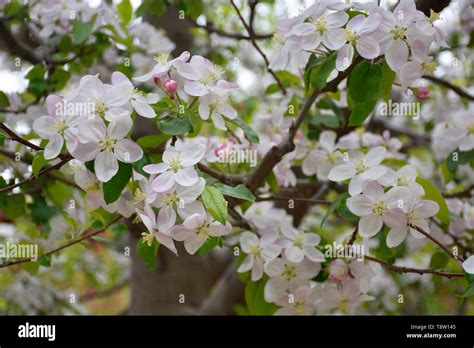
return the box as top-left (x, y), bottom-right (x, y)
top-left (421, 61), bottom-right (437, 75)
top-left (164, 191), bottom-right (180, 206)
top-left (168, 156), bottom-right (181, 172)
top-left (372, 201), bottom-right (388, 215)
top-left (282, 264), bottom-right (297, 281)
top-left (99, 136), bottom-right (117, 151)
top-left (397, 175), bottom-right (411, 186)
top-left (315, 17), bottom-right (327, 34)
top-left (141, 231), bottom-right (155, 247)
top-left (202, 64), bottom-right (224, 85)
top-left (153, 52), bottom-right (170, 65)
top-left (197, 225), bottom-right (209, 239)
top-left (428, 9), bottom-right (440, 24)
top-left (467, 123), bottom-right (474, 133)
top-left (249, 244), bottom-right (262, 257)
top-left (86, 181), bottom-right (101, 192)
top-left (95, 100), bottom-right (108, 118)
top-left (133, 188), bottom-right (146, 203)
top-left (391, 26), bottom-right (407, 40)
top-left (52, 120), bottom-right (68, 135)
top-left (294, 302), bottom-right (307, 315)
top-left (293, 234), bottom-right (305, 248)
top-left (344, 28), bottom-right (359, 44)
top-left (353, 159), bottom-right (367, 174)
top-left (272, 33), bottom-right (286, 45)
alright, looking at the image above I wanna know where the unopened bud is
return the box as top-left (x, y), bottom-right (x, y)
top-left (415, 86), bottom-right (430, 100)
top-left (329, 259), bottom-right (349, 283)
top-left (163, 78), bottom-right (178, 94)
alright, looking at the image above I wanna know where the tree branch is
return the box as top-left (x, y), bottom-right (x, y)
top-left (246, 56), bottom-right (363, 191)
top-left (411, 224), bottom-right (465, 263)
top-left (229, 0), bottom-right (286, 95)
top-left (186, 17), bottom-right (272, 40)
top-left (0, 216), bottom-right (121, 269)
top-left (365, 255), bottom-right (464, 279)
top-left (423, 75), bottom-right (474, 101)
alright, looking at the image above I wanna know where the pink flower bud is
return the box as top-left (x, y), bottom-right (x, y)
top-left (153, 75), bottom-right (161, 85)
top-left (415, 86), bottom-right (430, 100)
top-left (163, 78), bottom-right (177, 94)
top-left (329, 259), bottom-right (349, 284)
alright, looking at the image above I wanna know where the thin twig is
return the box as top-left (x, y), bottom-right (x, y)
top-left (0, 216), bottom-right (121, 269)
top-left (229, 0), bottom-right (286, 95)
top-left (365, 255), bottom-right (464, 279)
top-left (423, 75), bottom-right (474, 101)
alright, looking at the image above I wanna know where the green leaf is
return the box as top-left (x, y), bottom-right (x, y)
top-left (348, 101), bottom-right (376, 126)
top-left (415, 177), bottom-right (450, 226)
top-left (103, 162), bottom-right (132, 204)
top-left (309, 114), bottom-right (339, 128)
top-left (184, 109), bottom-right (203, 137)
top-left (215, 183), bottom-right (256, 202)
top-left (460, 282), bottom-right (474, 298)
top-left (275, 70), bottom-right (302, 88)
top-left (201, 186), bottom-right (228, 225)
top-left (265, 171), bottom-right (279, 193)
top-left (429, 252), bottom-right (449, 269)
top-left (446, 149), bottom-right (474, 173)
top-left (117, 0), bottom-right (133, 24)
top-left (264, 84), bottom-right (280, 95)
top-left (337, 194), bottom-right (358, 221)
top-left (136, 238), bottom-right (159, 270)
top-left (32, 151), bottom-right (48, 176)
top-left (136, 134), bottom-right (170, 149)
top-left (3, 194), bottom-right (25, 220)
top-left (245, 277), bottom-right (277, 315)
top-left (50, 68), bottom-right (71, 90)
top-left (38, 255), bottom-right (51, 267)
top-left (133, 151), bottom-right (151, 178)
top-left (26, 65), bottom-right (47, 80)
top-left (348, 61), bottom-right (383, 103)
top-left (321, 192), bottom-right (348, 227)
top-left (227, 117), bottom-right (260, 144)
top-left (197, 236), bottom-right (223, 255)
top-left (157, 116), bottom-right (192, 135)
top-left (72, 18), bottom-right (95, 44)
top-left (0, 91), bottom-right (10, 107)
top-left (376, 61), bottom-right (396, 101)
top-left (310, 52), bottom-right (337, 90)
top-left (29, 198), bottom-right (59, 224)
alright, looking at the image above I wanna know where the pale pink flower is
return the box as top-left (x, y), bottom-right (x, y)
top-left (133, 51), bottom-right (190, 82)
top-left (302, 130), bottom-right (342, 180)
top-left (274, 285), bottom-right (318, 315)
top-left (198, 92), bottom-right (237, 130)
top-left (238, 231), bottom-right (282, 281)
top-left (378, 164), bottom-right (424, 196)
top-left (111, 71), bottom-right (160, 118)
top-left (32, 95), bottom-right (82, 159)
top-left (328, 146), bottom-right (388, 196)
top-left (172, 213), bottom-right (231, 255)
top-left (386, 194), bottom-right (439, 247)
top-left (264, 257), bottom-right (321, 303)
top-left (138, 205), bottom-right (178, 255)
top-left (346, 180), bottom-right (409, 238)
top-left (463, 256), bottom-right (474, 274)
top-left (73, 168), bottom-right (105, 209)
top-left (173, 55), bottom-right (238, 96)
top-left (280, 228), bottom-right (325, 264)
top-left (73, 116), bottom-right (143, 182)
top-left (143, 144), bottom-right (205, 192)
top-left (336, 13), bottom-right (383, 71)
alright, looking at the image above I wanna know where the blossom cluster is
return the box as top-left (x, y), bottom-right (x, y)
top-left (271, 0), bottom-right (446, 87)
